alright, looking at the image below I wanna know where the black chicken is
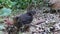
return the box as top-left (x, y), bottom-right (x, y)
top-left (13, 10), bottom-right (36, 32)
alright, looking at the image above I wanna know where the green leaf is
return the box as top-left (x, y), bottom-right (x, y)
top-left (0, 7), bottom-right (12, 16)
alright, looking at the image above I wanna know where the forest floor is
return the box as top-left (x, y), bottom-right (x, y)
top-left (0, 10), bottom-right (60, 34)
